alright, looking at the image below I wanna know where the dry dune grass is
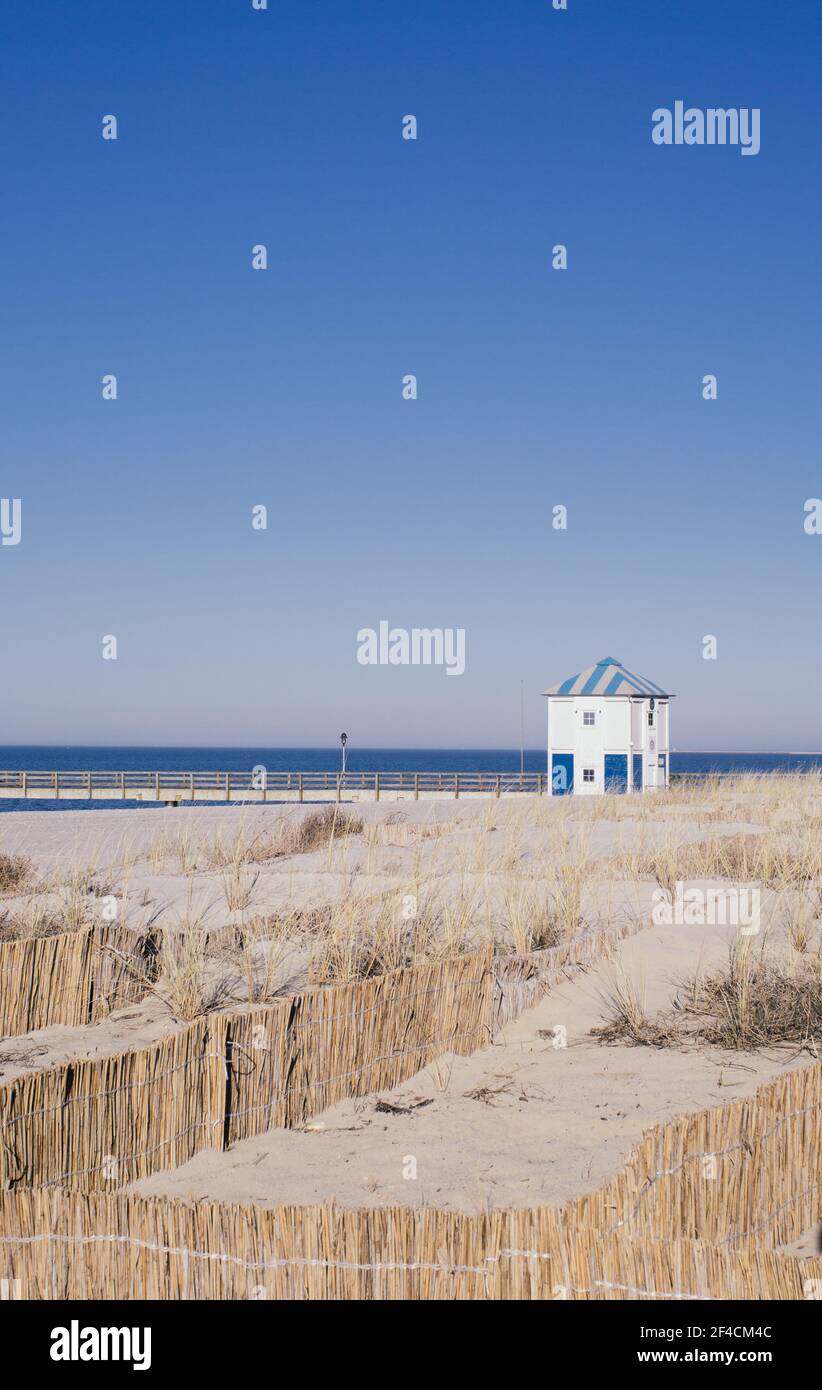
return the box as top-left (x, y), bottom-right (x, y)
top-left (594, 931), bottom-right (822, 1054)
top-left (287, 805), bottom-right (363, 852)
top-left (304, 882), bottom-right (475, 986)
top-left (152, 908), bottom-right (304, 1020)
top-left (500, 879), bottom-right (564, 954)
top-left (0, 852), bottom-right (32, 894)
top-left (147, 825), bottom-right (200, 875)
top-left (0, 898), bottom-right (65, 942)
top-left (0, 866), bottom-right (119, 942)
top-left (687, 936), bottom-right (822, 1050)
top-left (154, 931), bottom-right (235, 1020)
top-left (221, 863), bottom-right (260, 913)
top-left (574, 769), bottom-right (822, 829)
top-left (135, 803), bottom-right (603, 999)
top-left (232, 914), bottom-right (295, 1004)
top-left (591, 961), bottom-right (679, 1048)
top-left (365, 812), bottom-right (455, 847)
top-left (779, 887), bottom-right (822, 954)
top-left (151, 868), bottom-right (495, 1010)
top-left (637, 832), bottom-right (822, 891)
top-left (148, 806), bottom-right (365, 876)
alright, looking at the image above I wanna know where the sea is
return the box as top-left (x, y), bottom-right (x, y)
top-left (1, 747), bottom-right (821, 813)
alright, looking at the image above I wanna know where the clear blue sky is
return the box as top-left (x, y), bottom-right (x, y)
top-left (1, 0), bottom-right (820, 750)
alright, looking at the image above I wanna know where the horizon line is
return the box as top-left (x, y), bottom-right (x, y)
top-left (0, 744), bottom-right (820, 757)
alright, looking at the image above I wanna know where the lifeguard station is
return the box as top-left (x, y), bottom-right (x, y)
top-left (544, 656), bottom-right (672, 795)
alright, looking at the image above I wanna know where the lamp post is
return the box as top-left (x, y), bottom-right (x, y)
top-left (340, 732), bottom-right (348, 779)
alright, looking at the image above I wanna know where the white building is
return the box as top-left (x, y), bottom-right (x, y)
top-left (544, 656), bottom-right (672, 795)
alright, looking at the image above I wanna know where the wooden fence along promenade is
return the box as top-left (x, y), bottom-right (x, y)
top-left (0, 768), bottom-right (548, 802)
top-left (0, 927), bottom-right (820, 1299)
top-left (0, 767), bottom-right (754, 803)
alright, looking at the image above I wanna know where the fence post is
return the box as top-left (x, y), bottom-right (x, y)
top-left (87, 771), bottom-right (92, 800)
top-left (375, 772), bottom-right (380, 802)
top-left (298, 773), bottom-right (304, 803)
top-left (190, 771), bottom-right (194, 801)
top-left (414, 773), bottom-right (419, 801)
top-left (495, 774), bottom-right (501, 798)
top-left (22, 770), bottom-right (27, 797)
top-left (336, 773), bottom-right (341, 803)
top-left (454, 773), bottom-right (459, 800)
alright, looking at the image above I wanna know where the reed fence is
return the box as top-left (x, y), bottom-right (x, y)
top-left (223, 949), bottom-right (492, 1143)
top-left (0, 1190), bottom-right (819, 1300)
top-left (565, 1059), bottom-right (822, 1252)
top-left (0, 1018), bottom-right (224, 1190)
top-left (0, 950), bottom-right (493, 1191)
top-left (0, 924), bottom-right (159, 1036)
top-left (1, 926), bottom-right (819, 1299)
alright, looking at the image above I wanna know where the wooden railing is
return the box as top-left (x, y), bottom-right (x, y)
top-left (0, 769), bottom-right (549, 800)
top-left (0, 768), bottom-right (791, 802)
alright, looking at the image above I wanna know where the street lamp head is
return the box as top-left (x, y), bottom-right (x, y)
top-left (340, 732), bottom-right (348, 746)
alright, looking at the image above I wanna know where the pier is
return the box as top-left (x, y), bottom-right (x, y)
top-left (0, 769), bottom-right (554, 804)
top-left (0, 767), bottom-right (746, 805)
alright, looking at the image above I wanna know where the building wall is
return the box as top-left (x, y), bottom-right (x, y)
top-left (548, 696), bottom-right (670, 794)
top-left (548, 697), bottom-right (630, 796)
top-left (633, 698), bottom-right (670, 790)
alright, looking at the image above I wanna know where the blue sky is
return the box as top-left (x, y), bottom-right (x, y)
top-left (1, 0), bottom-right (820, 750)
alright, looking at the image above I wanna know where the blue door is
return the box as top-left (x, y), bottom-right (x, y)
top-left (604, 754), bottom-right (628, 794)
top-left (551, 753), bottom-right (574, 795)
top-left (658, 753), bottom-right (667, 787)
top-left (632, 753), bottom-right (643, 792)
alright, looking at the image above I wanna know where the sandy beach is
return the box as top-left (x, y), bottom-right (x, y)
top-left (2, 778), bottom-right (820, 1268)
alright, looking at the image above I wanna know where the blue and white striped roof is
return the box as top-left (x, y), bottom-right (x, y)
top-left (545, 657), bottom-right (672, 698)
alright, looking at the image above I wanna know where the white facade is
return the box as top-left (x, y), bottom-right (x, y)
top-left (544, 657), bottom-right (672, 796)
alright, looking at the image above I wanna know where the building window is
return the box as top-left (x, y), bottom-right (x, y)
top-left (647, 711), bottom-right (655, 727)
top-left (582, 768), bottom-right (595, 783)
top-left (583, 711), bottom-right (595, 726)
